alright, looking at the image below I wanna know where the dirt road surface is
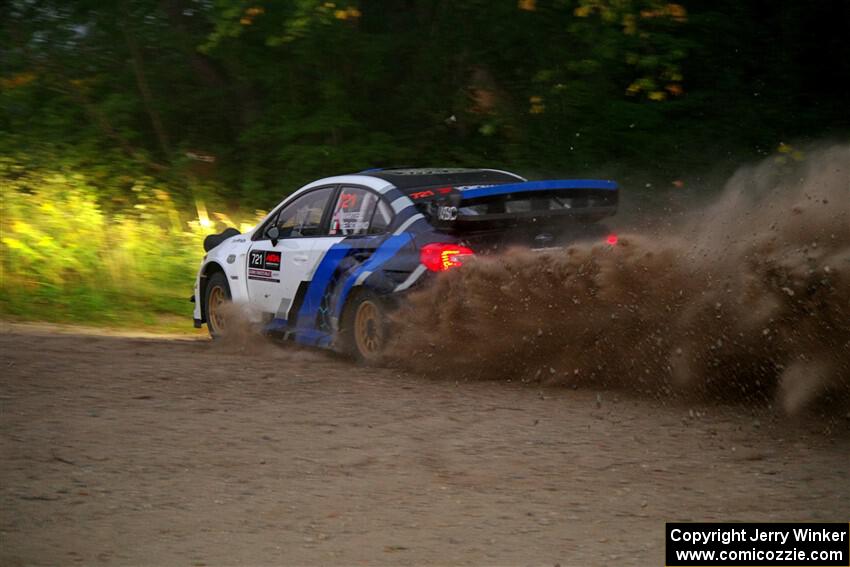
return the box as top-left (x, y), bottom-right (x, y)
top-left (1, 324), bottom-right (848, 566)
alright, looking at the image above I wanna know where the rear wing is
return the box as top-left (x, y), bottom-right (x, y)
top-left (418, 179), bottom-right (619, 232)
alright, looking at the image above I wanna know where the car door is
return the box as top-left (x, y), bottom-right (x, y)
top-left (246, 186), bottom-right (336, 320)
top-left (290, 185), bottom-right (392, 334)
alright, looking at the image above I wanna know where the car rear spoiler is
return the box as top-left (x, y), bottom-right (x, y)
top-left (424, 179), bottom-right (619, 232)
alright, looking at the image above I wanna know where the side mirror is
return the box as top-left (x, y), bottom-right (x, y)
top-left (266, 226), bottom-right (280, 246)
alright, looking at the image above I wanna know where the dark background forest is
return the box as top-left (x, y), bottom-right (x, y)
top-left (2, 0), bottom-right (849, 326)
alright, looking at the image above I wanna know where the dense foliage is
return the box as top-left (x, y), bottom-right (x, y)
top-left (1, 0), bottom-right (848, 325)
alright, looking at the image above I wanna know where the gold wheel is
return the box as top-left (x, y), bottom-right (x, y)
top-left (353, 299), bottom-right (384, 359)
top-left (207, 284), bottom-right (227, 335)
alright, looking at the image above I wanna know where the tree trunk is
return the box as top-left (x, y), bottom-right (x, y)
top-left (122, 1), bottom-right (172, 159)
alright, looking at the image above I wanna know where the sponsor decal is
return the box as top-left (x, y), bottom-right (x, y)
top-left (409, 190), bottom-right (435, 200)
top-left (438, 206), bottom-right (458, 221)
top-left (264, 251), bottom-right (281, 270)
top-left (249, 249), bottom-right (282, 271)
top-left (248, 249), bottom-right (283, 281)
top-left (455, 184), bottom-right (495, 191)
top-left (249, 250), bottom-right (266, 268)
top-left (410, 187), bottom-right (453, 200)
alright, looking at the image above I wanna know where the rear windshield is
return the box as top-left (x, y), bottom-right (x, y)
top-left (415, 188), bottom-right (618, 233)
top-left (457, 189), bottom-right (616, 217)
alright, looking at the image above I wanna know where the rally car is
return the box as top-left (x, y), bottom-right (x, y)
top-left (192, 168), bottom-right (619, 361)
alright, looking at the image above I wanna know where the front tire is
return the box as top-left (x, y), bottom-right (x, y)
top-left (204, 271), bottom-right (231, 339)
top-left (342, 292), bottom-right (389, 363)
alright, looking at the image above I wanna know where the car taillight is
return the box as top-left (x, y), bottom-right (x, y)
top-left (420, 243), bottom-right (475, 272)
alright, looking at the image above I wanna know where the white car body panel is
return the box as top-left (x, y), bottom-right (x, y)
top-left (192, 174), bottom-right (407, 324)
top-left (245, 235), bottom-right (345, 320)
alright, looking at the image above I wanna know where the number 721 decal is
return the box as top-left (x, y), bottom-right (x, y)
top-left (249, 250), bottom-right (282, 271)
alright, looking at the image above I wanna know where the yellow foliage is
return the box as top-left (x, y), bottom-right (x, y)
top-left (195, 199), bottom-right (211, 228)
top-left (622, 14), bottom-right (637, 35)
top-left (213, 212), bottom-right (236, 227)
top-left (1, 166), bottom-right (267, 323)
top-left (518, 0), bottom-right (536, 11)
top-left (665, 83), bottom-right (683, 96)
top-left (648, 91), bottom-right (667, 101)
top-left (777, 143), bottom-right (805, 162)
top-left (574, 5), bottom-right (592, 17)
top-left (240, 5), bottom-right (264, 24)
top-left (0, 72), bottom-right (36, 89)
top-left (666, 3), bottom-right (687, 22)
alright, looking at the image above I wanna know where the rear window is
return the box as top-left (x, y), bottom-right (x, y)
top-left (458, 189), bottom-right (615, 217)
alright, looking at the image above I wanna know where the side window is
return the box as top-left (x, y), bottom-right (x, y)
top-left (369, 199), bottom-right (393, 234)
top-left (329, 187), bottom-right (382, 236)
top-left (274, 187), bottom-right (335, 238)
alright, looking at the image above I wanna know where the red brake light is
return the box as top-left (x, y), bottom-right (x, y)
top-left (606, 234), bottom-right (618, 245)
top-left (420, 243), bottom-right (475, 272)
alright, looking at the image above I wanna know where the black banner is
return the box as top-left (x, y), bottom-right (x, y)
top-left (666, 523), bottom-right (849, 566)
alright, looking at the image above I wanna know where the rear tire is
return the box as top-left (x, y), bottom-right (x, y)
top-left (204, 271), bottom-right (231, 339)
top-left (341, 292), bottom-right (389, 363)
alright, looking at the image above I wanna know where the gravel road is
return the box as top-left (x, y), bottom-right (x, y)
top-left (1, 324), bottom-right (847, 566)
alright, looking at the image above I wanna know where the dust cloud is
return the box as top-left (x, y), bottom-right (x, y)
top-left (212, 303), bottom-right (331, 365)
top-left (387, 145), bottom-right (850, 414)
top-left (211, 302), bottom-right (277, 355)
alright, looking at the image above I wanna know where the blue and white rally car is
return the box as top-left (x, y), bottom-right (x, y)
top-left (192, 168), bottom-right (619, 360)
